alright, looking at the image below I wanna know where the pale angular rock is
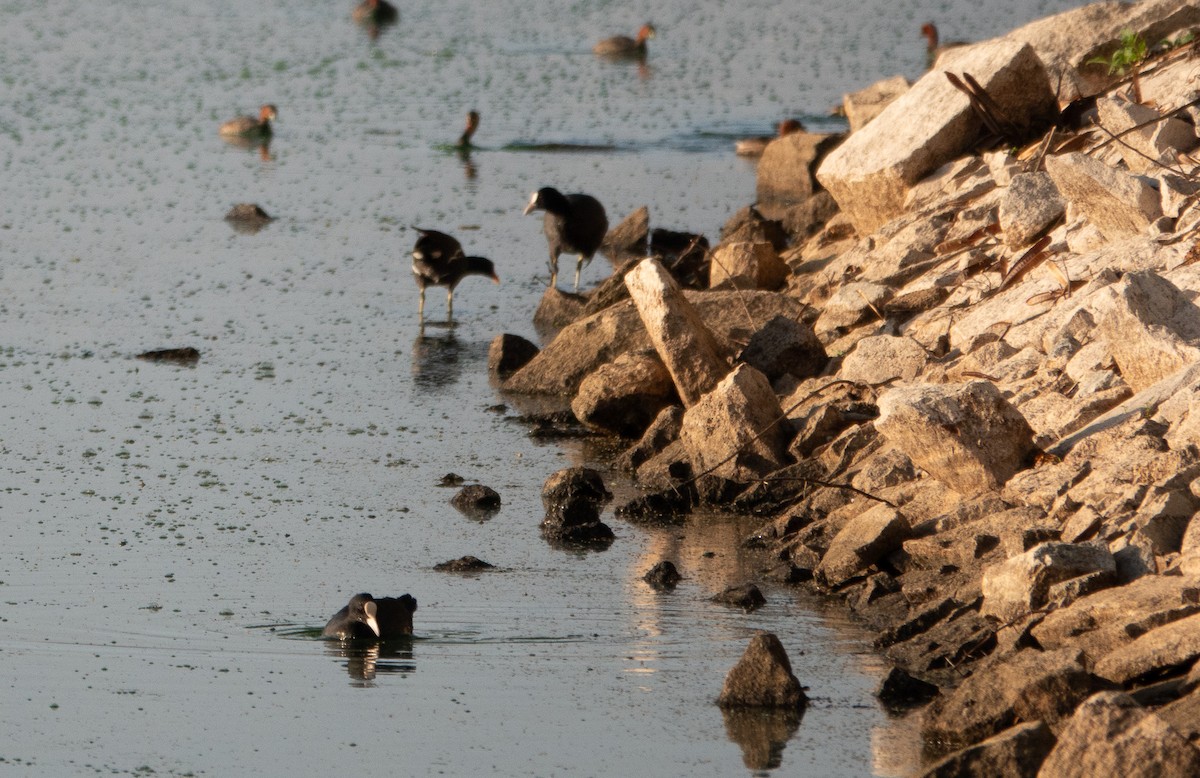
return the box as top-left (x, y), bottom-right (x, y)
top-left (1094, 611), bottom-right (1200, 685)
top-left (735, 315), bottom-right (827, 382)
top-left (876, 381), bottom-right (1036, 496)
top-left (756, 131), bottom-right (841, 206)
top-left (1032, 573), bottom-right (1200, 658)
top-left (1096, 95), bottom-right (1198, 174)
top-left (626, 259), bottom-right (728, 406)
top-left (571, 352), bottom-right (676, 437)
top-left (815, 504), bottom-right (910, 588)
top-left (1044, 152), bottom-right (1162, 241)
top-left (981, 542), bottom-right (1117, 623)
top-left (1094, 271), bottom-right (1200, 393)
top-left (816, 40), bottom-right (1056, 235)
top-left (920, 721), bottom-right (1054, 778)
top-left (1038, 691), bottom-right (1200, 778)
top-left (843, 75), bottom-right (910, 134)
top-left (903, 506), bottom-right (1053, 571)
top-left (922, 648), bottom-right (1095, 750)
top-left (680, 364), bottom-right (791, 482)
top-left (709, 242), bottom-right (789, 290)
top-left (839, 334), bottom-right (927, 384)
top-left (814, 281), bottom-right (891, 336)
top-left (717, 633), bottom-right (807, 709)
top-left (999, 172), bottom-right (1065, 248)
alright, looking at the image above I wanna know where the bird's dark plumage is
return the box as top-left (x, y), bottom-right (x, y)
top-left (523, 187), bottom-right (609, 289)
top-left (410, 227), bottom-right (499, 319)
top-left (323, 592), bottom-right (417, 639)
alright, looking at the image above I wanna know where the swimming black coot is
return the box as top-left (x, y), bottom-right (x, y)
top-left (523, 187), bottom-right (609, 290)
top-left (323, 592), bottom-right (417, 639)
top-left (411, 227), bottom-right (499, 319)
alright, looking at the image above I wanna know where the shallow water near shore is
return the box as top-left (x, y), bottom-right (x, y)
top-left (2, 0), bottom-right (1086, 774)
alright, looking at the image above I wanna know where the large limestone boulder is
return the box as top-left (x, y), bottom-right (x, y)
top-left (1044, 152), bottom-right (1162, 241)
top-left (709, 242), bottom-right (789, 290)
top-left (922, 648), bottom-right (1096, 751)
top-left (625, 259), bottom-right (728, 406)
top-left (717, 633), bottom-right (807, 709)
top-left (815, 503), bottom-right (910, 588)
top-left (680, 364), bottom-right (791, 483)
top-left (875, 381), bottom-right (1036, 496)
top-left (981, 542), bottom-right (1117, 623)
top-left (816, 40), bottom-right (1056, 235)
top-left (756, 131), bottom-right (841, 207)
top-left (1094, 611), bottom-right (1200, 685)
top-left (1094, 271), bottom-right (1200, 393)
top-left (919, 721), bottom-right (1054, 778)
top-left (1038, 691), bottom-right (1200, 778)
top-left (839, 334), bottom-right (928, 384)
top-left (571, 351), bottom-right (677, 437)
top-left (843, 75), bottom-right (910, 134)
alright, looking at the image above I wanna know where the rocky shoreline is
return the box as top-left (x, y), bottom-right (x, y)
top-left (496, 0), bottom-right (1200, 775)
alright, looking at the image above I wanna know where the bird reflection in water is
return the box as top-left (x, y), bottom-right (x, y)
top-left (720, 706), bottom-right (803, 771)
top-left (325, 639), bottom-right (416, 687)
top-left (220, 133), bottom-right (272, 162)
top-left (411, 327), bottom-right (463, 389)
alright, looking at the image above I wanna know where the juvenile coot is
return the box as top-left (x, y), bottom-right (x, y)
top-left (323, 592), bottom-right (417, 639)
top-left (411, 227), bottom-right (499, 319)
top-left (219, 104), bottom-right (277, 138)
top-left (523, 187), bottom-right (609, 290)
top-left (734, 118), bottom-right (805, 157)
top-left (457, 110), bottom-right (480, 149)
top-left (594, 23), bottom-right (656, 58)
top-left (352, 0), bottom-right (398, 26)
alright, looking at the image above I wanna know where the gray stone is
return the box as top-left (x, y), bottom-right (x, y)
top-left (1096, 95), bottom-right (1198, 174)
top-left (843, 75), bottom-right (910, 134)
top-left (756, 131), bottom-right (842, 207)
top-left (487, 333), bottom-right (539, 378)
top-left (999, 172), bottom-right (1065, 248)
top-left (717, 633), bottom-right (807, 709)
top-left (876, 381), bottom-right (1036, 496)
top-left (1095, 271), bottom-right (1200, 393)
top-left (981, 542), bottom-right (1117, 623)
top-left (1094, 611), bottom-right (1200, 685)
top-left (920, 721), bottom-right (1054, 778)
top-left (571, 351), bottom-right (676, 437)
top-left (817, 40), bottom-right (1056, 235)
top-left (839, 334), bottom-right (928, 384)
top-left (1044, 152), bottom-right (1162, 241)
top-left (625, 259), bottom-right (728, 406)
top-left (1038, 691), bottom-right (1200, 778)
top-left (815, 503), bottom-right (910, 588)
top-left (709, 242), bottom-right (789, 290)
top-left (735, 315), bottom-right (827, 382)
top-left (680, 364), bottom-right (791, 483)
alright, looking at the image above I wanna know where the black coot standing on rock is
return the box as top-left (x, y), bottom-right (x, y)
top-left (410, 227), bottom-right (499, 320)
top-left (523, 187), bottom-right (609, 290)
top-left (323, 593), bottom-right (418, 639)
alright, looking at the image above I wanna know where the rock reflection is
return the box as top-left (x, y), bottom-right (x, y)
top-left (411, 326), bottom-right (462, 388)
top-left (324, 640), bottom-right (416, 687)
top-left (720, 706), bottom-right (803, 771)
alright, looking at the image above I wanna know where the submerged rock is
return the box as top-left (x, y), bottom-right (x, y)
top-left (540, 467), bottom-right (615, 546)
top-left (135, 347), bottom-right (200, 366)
top-left (712, 583), bottom-right (766, 612)
top-left (449, 484), bottom-right (502, 519)
top-left (643, 560), bottom-right (682, 589)
top-left (434, 556), bottom-right (495, 573)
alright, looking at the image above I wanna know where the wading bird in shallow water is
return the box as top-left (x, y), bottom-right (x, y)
top-left (920, 22), bottom-right (966, 69)
top-left (410, 227), bottom-right (498, 321)
top-left (456, 110), bottom-right (480, 149)
top-left (323, 593), bottom-right (417, 639)
top-left (593, 23), bottom-right (656, 58)
top-left (219, 104), bottom-right (277, 138)
top-left (523, 187), bottom-right (609, 291)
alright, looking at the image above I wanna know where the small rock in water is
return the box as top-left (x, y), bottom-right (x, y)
top-left (643, 560), bottom-right (682, 589)
top-left (718, 632), bottom-right (807, 709)
top-left (541, 467), bottom-right (615, 546)
top-left (439, 473), bottom-right (465, 487)
top-left (712, 583), bottom-right (766, 612)
top-left (875, 666), bottom-right (940, 713)
top-left (450, 484), bottom-right (501, 512)
top-left (434, 556), bottom-right (495, 573)
top-left (224, 203), bottom-right (274, 234)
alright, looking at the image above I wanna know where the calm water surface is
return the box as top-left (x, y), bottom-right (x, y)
top-left (1, 0), bottom-right (1086, 774)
